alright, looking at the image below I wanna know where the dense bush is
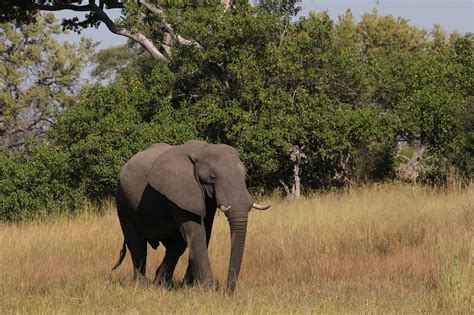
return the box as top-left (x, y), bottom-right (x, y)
top-left (0, 145), bottom-right (85, 221)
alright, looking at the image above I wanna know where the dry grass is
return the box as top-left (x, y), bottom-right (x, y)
top-left (1, 184), bottom-right (473, 314)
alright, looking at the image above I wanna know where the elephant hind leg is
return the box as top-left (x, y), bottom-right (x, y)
top-left (129, 240), bottom-right (147, 282)
top-left (120, 222), bottom-right (147, 282)
top-left (117, 189), bottom-right (147, 282)
top-left (153, 238), bottom-right (186, 287)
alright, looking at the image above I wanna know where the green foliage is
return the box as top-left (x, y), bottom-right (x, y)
top-left (164, 9), bottom-right (400, 188)
top-left (1, 7), bottom-right (472, 221)
top-left (50, 64), bottom-right (196, 201)
top-left (0, 0), bottom-right (36, 24)
top-left (91, 45), bottom-right (138, 81)
top-left (0, 12), bottom-right (96, 151)
top-left (0, 144), bottom-right (85, 221)
top-left (0, 12), bottom-right (96, 220)
top-left (257, 0), bottom-right (301, 15)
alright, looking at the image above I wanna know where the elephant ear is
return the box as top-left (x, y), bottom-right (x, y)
top-left (148, 140), bottom-right (208, 217)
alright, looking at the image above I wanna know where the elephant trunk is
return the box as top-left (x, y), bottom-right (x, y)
top-left (226, 210), bottom-right (248, 294)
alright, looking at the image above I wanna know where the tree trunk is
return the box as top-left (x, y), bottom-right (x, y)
top-left (280, 145), bottom-right (306, 200)
top-left (290, 145), bottom-right (306, 199)
top-left (292, 157), bottom-right (301, 199)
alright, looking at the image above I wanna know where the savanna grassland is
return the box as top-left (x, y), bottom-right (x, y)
top-left (1, 184), bottom-right (472, 314)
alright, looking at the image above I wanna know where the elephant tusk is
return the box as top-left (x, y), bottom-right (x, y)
top-left (252, 202), bottom-right (271, 210)
top-left (219, 205), bottom-right (232, 212)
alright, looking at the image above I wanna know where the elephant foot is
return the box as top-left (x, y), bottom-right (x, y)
top-left (182, 270), bottom-right (217, 290)
top-left (153, 280), bottom-right (178, 290)
top-left (210, 279), bottom-right (220, 291)
top-left (153, 276), bottom-right (174, 289)
top-left (182, 278), bottom-right (219, 291)
top-left (201, 279), bottom-right (220, 291)
top-left (132, 273), bottom-right (148, 286)
top-left (182, 276), bottom-right (195, 287)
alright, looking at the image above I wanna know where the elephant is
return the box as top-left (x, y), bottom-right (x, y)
top-left (111, 140), bottom-right (270, 293)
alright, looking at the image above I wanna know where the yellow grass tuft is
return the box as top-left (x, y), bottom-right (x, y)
top-left (1, 184), bottom-right (473, 313)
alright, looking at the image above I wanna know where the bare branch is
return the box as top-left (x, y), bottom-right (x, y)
top-left (137, 0), bottom-right (164, 15)
top-left (176, 33), bottom-right (203, 48)
top-left (7, 127), bottom-right (30, 135)
top-left (7, 140), bottom-right (27, 150)
top-left (161, 32), bottom-right (173, 57)
top-left (397, 154), bottom-right (410, 162)
top-left (399, 143), bottom-right (426, 180)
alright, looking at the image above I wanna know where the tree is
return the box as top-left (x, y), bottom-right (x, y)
top-left (332, 10), bottom-right (472, 182)
top-left (2, 5), bottom-right (472, 221)
top-left (0, 143), bottom-right (85, 221)
top-left (0, 12), bottom-right (95, 152)
top-left (0, 0), bottom-right (242, 61)
top-left (257, 0), bottom-right (301, 15)
top-left (50, 63), bottom-right (196, 200)
top-left (91, 44), bottom-right (138, 81)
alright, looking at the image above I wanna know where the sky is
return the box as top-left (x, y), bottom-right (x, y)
top-left (301, 0), bottom-right (473, 34)
top-left (56, 0), bottom-right (473, 49)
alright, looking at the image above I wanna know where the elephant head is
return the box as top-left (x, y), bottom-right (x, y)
top-left (148, 140), bottom-right (269, 292)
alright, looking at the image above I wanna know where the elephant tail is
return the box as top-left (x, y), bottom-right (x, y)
top-left (111, 239), bottom-right (127, 271)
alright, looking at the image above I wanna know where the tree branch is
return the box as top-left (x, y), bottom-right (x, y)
top-left (161, 21), bottom-right (202, 48)
top-left (137, 0), bottom-right (164, 15)
top-left (137, 0), bottom-right (202, 49)
top-left (279, 179), bottom-right (291, 197)
top-left (25, 0), bottom-right (208, 61)
top-left (87, 1), bottom-right (168, 61)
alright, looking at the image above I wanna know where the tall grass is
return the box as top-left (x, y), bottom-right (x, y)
top-left (1, 184), bottom-right (472, 313)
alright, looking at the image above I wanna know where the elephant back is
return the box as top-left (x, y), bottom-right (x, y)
top-left (119, 143), bottom-right (172, 211)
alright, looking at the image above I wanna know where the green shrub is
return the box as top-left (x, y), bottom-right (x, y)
top-left (0, 144), bottom-right (85, 221)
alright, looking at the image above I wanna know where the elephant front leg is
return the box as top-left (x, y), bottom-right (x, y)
top-left (154, 239), bottom-right (186, 287)
top-left (183, 262), bottom-right (195, 286)
top-left (183, 208), bottom-right (216, 285)
top-left (179, 220), bottom-right (214, 288)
